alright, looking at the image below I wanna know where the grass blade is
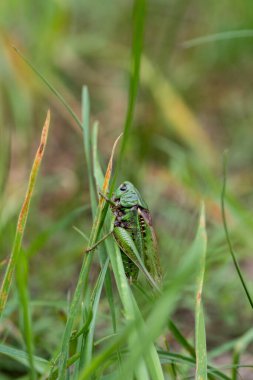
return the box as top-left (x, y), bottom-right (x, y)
top-left (77, 258), bottom-right (109, 371)
top-left (81, 86), bottom-right (96, 214)
top-left (168, 319), bottom-right (195, 358)
top-left (57, 134), bottom-right (121, 379)
top-left (221, 152), bottom-right (253, 308)
top-left (13, 47), bottom-right (82, 129)
top-left (79, 208), bottom-right (214, 380)
top-left (91, 121), bottom-right (117, 332)
top-left (0, 343), bottom-right (49, 374)
top-left (88, 133), bottom-right (122, 246)
top-left (107, 270), bottom-right (182, 380)
top-left (92, 121), bottom-right (104, 188)
top-left (113, 0), bottom-right (146, 187)
top-left (0, 110), bottom-right (50, 317)
top-left (16, 252), bottom-right (36, 379)
top-left (182, 29), bottom-right (253, 48)
top-left (194, 203), bottom-right (207, 380)
top-left (78, 244), bottom-right (164, 380)
top-left (158, 351), bottom-right (230, 380)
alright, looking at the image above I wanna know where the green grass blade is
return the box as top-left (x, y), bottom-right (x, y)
top-left (88, 133), bottom-right (122, 247)
top-left (182, 29), bottom-right (253, 48)
top-left (232, 350), bottom-right (239, 380)
top-left (158, 351), bottom-right (230, 380)
top-left (78, 258), bottom-right (109, 371)
top-left (231, 327), bottom-right (253, 380)
top-left (81, 86), bottom-right (97, 214)
top-left (92, 121), bottom-right (105, 188)
top-left (113, 0), bottom-right (146, 187)
top-left (73, 226), bottom-right (89, 243)
top-left (106, 240), bottom-right (164, 380)
top-left (16, 252), bottom-right (36, 379)
top-left (77, 92), bottom-right (119, 376)
top-left (57, 134), bottom-right (121, 379)
top-left (194, 203), bottom-right (208, 380)
top-left (79, 239), bottom-right (164, 380)
top-left (168, 319), bottom-right (195, 358)
top-left (0, 343), bottom-right (49, 374)
top-left (91, 122), bottom-right (118, 334)
top-left (221, 152), bottom-right (253, 308)
top-left (0, 110), bottom-right (10, 196)
top-left (57, 257), bottom-right (92, 379)
top-left (13, 47), bottom-right (82, 130)
top-left (0, 111), bottom-right (50, 317)
top-left (106, 269), bottom-right (184, 380)
top-left (78, 317), bottom-right (143, 380)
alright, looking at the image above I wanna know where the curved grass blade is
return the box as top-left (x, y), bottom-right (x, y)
top-left (221, 152), bottom-right (253, 309)
top-left (182, 29), bottom-right (253, 48)
top-left (168, 320), bottom-right (195, 358)
top-left (0, 110), bottom-right (50, 317)
top-left (158, 351), bottom-right (230, 380)
top-left (0, 343), bottom-right (49, 374)
top-left (12, 47), bottom-right (82, 130)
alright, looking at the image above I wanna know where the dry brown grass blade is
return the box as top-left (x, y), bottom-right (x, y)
top-left (0, 111), bottom-right (50, 316)
top-left (99, 133), bottom-right (122, 207)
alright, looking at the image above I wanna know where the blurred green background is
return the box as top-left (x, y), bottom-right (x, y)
top-left (0, 0), bottom-right (253, 377)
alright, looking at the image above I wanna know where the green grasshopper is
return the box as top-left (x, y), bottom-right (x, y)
top-left (87, 181), bottom-right (162, 289)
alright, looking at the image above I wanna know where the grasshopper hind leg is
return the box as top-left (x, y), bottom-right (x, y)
top-left (121, 250), bottom-right (138, 281)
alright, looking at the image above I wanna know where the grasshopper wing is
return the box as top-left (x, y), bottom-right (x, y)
top-left (113, 226), bottom-right (159, 291)
top-left (138, 207), bottom-right (162, 282)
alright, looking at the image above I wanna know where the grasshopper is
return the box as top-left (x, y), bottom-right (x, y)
top-left (87, 181), bottom-right (162, 289)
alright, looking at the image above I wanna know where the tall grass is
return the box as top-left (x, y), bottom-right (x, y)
top-left (1, 1), bottom-right (253, 379)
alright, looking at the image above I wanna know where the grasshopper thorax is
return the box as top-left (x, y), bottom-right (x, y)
top-left (112, 181), bottom-right (148, 209)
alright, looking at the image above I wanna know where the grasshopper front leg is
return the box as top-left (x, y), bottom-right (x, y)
top-left (85, 191), bottom-right (116, 253)
top-left (98, 190), bottom-right (116, 207)
top-left (86, 229), bottom-right (114, 253)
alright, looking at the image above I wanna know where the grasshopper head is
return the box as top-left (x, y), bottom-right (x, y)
top-left (113, 181), bottom-right (148, 208)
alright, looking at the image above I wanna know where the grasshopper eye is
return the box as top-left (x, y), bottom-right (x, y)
top-left (120, 183), bottom-right (127, 192)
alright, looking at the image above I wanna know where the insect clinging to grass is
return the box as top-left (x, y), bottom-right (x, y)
top-left (87, 181), bottom-right (162, 289)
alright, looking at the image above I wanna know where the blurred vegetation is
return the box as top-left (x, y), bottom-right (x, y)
top-left (0, 0), bottom-right (253, 379)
